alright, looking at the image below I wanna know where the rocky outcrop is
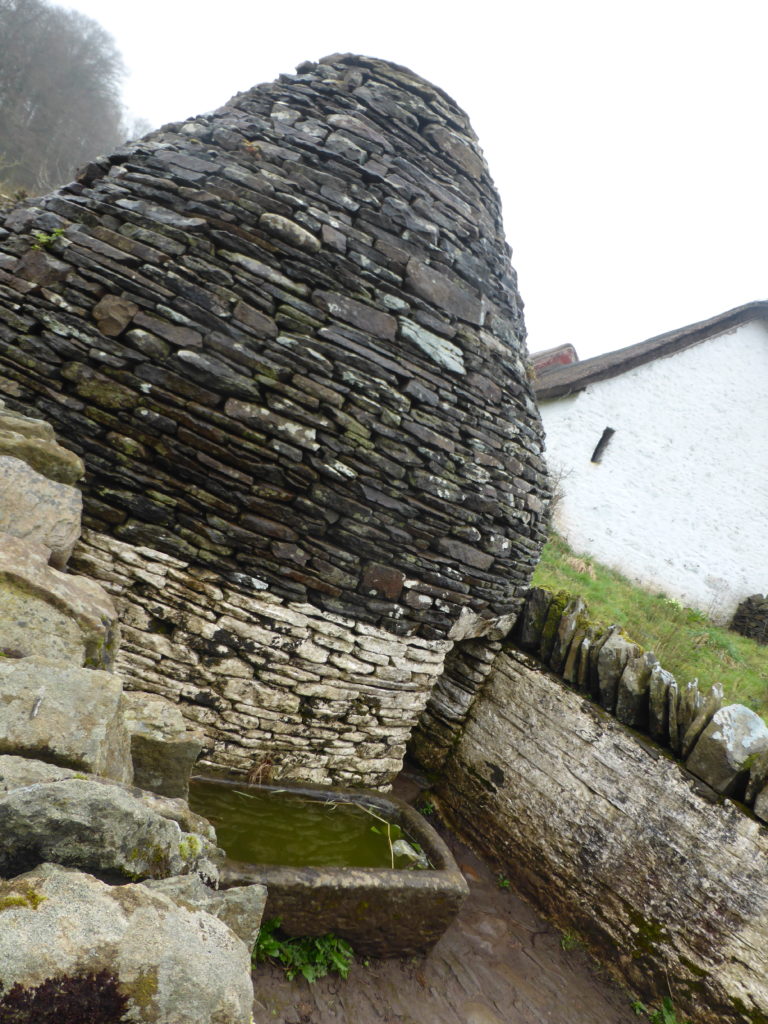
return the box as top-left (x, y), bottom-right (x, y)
top-left (0, 775), bottom-right (221, 883)
top-left (0, 53), bottom-right (549, 784)
top-left (0, 864), bottom-right (255, 1024)
top-left (0, 533), bottom-right (118, 667)
top-left (0, 404), bottom-right (264, 1021)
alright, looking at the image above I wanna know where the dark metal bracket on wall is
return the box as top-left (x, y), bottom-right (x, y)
top-left (591, 427), bottom-right (615, 463)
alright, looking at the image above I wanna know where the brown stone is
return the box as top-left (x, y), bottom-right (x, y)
top-left (92, 294), bottom-right (139, 336)
top-left (360, 563), bottom-right (405, 600)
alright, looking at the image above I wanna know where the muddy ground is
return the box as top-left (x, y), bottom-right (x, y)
top-left (250, 770), bottom-right (640, 1024)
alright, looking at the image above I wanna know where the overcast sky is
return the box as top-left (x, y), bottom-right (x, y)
top-left (63, 0), bottom-right (768, 360)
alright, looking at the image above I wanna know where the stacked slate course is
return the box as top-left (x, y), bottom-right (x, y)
top-left (0, 54), bottom-right (549, 785)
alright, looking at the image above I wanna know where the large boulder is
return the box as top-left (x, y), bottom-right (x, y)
top-left (0, 657), bottom-right (132, 782)
top-left (0, 863), bottom-right (253, 1024)
top-left (0, 754), bottom-right (215, 839)
top-left (0, 455), bottom-right (82, 569)
top-left (0, 773), bottom-right (221, 882)
top-left (0, 535), bottom-right (118, 666)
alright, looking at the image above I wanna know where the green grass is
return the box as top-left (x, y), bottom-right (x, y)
top-left (532, 533), bottom-right (768, 718)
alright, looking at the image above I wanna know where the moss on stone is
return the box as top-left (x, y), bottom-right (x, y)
top-left (0, 884), bottom-right (47, 911)
top-left (178, 834), bottom-right (203, 862)
top-left (539, 590), bottom-right (571, 663)
top-left (127, 966), bottom-right (159, 1016)
top-left (628, 908), bottom-right (671, 959)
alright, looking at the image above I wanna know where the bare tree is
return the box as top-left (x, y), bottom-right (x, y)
top-left (0, 0), bottom-right (126, 193)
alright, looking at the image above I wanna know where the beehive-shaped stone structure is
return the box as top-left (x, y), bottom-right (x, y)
top-left (0, 55), bottom-right (549, 786)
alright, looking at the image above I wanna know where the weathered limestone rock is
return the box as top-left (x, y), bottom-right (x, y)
top-left (648, 663), bottom-right (676, 744)
top-left (122, 691), bottom-right (204, 799)
top-left (0, 657), bottom-right (132, 782)
top-left (680, 682), bottom-right (723, 759)
top-left (436, 651), bottom-right (768, 1024)
top-left (549, 595), bottom-right (587, 674)
top-left (0, 864), bottom-right (253, 1024)
top-left (755, 780), bottom-right (768, 823)
top-left (0, 535), bottom-right (118, 666)
top-left (745, 747), bottom-right (768, 806)
top-left (143, 874), bottom-right (266, 949)
top-left (686, 704), bottom-right (768, 797)
top-left (0, 403), bottom-right (84, 485)
top-left (0, 776), bottom-right (221, 882)
top-left (0, 754), bottom-right (216, 840)
top-left (0, 456), bottom-right (82, 569)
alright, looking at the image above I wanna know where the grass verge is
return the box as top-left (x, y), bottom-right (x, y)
top-left (532, 533), bottom-right (768, 718)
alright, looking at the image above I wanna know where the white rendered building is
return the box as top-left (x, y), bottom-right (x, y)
top-left (534, 302), bottom-right (768, 623)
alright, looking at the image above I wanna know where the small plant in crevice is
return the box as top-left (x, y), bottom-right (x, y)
top-left (632, 996), bottom-right (692, 1024)
top-left (253, 917), bottom-right (354, 983)
top-left (31, 227), bottom-right (65, 250)
top-left (496, 874), bottom-right (511, 890)
top-left (559, 928), bottom-right (583, 952)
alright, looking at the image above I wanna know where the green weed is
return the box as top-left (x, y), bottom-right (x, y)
top-left (560, 929), bottom-right (582, 951)
top-left (31, 227), bottom-right (64, 250)
top-left (632, 996), bottom-right (692, 1024)
top-left (533, 533), bottom-right (768, 719)
top-left (253, 917), bottom-right (354, 983)
top-left (497, 874), bottom-right (511, 890)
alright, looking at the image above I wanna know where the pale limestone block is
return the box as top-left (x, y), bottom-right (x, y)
top-left (0, 456), bottom-right (82, 569)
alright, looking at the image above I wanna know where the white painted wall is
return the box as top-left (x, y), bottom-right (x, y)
top-left (539, 320), bottom-right (768, 622)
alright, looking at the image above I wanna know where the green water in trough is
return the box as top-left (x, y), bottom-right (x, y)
top-left (189, 779), bottom-right (423, 869)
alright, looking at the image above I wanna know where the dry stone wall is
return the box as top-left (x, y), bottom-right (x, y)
top-left (408, 585), bottom-right (768, 1023)
top-left (0, 53), bottom-right (548, 637)
top-left (0, 54), bottom-right (549, 784)
top-left (433, 651), bottom-right (768, 1024)
top-left (73, 529), bottom-right (450, 787)
top-left (731, 593), bottom-right (768, 646)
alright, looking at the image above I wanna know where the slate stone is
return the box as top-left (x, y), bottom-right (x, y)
top-left (405, 258), bottom-right (484, 325)
top-left (648, 663), bottom-right (676, 744)
top-left (549, 596), bottom-right (587, 674)
top-left (360, 563), bottom-right (405, 600)
top-left (615, 650), bottom-right (657, 730)
top-left (92, 293), bottom-right (139, 336)
top-left (597, 632), bottom-right (640, 713)
top-left (512, 587), bottom-right (552, 653)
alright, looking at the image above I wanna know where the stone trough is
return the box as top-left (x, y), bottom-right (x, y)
top-left (193, 775), bottom-right (469, 957)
